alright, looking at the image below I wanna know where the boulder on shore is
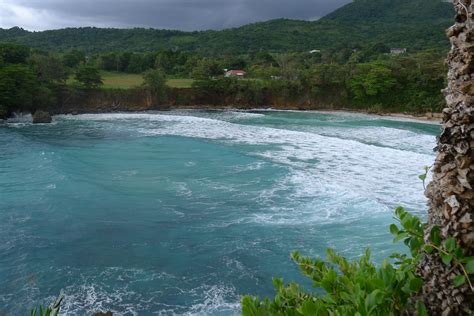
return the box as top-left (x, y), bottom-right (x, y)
top-left (32, 111), bottom-right (52, 123)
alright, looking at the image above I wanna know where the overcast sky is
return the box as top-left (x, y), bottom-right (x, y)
top-left (0, 0), bottom-right (351, 31)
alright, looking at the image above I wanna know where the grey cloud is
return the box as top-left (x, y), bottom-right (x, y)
top-left (1, 0), bottom-right (351, 31)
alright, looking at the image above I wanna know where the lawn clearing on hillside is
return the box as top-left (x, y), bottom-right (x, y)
top-left (68, 72), bottom-right (194, 89)
top-left (101, 72), bottom-right (143, 89)
top-left (166, 79), bottom-right (195, 88)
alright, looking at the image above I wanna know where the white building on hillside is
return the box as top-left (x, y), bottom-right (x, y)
top-left (390, 48), bottom-right (407, 55)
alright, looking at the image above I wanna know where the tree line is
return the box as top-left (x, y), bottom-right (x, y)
top-left (0, 0), bottom-right (452, 54)
top-left (189, 49), bottom-right (446, 113)
top-left (0, 44), bottom-right (167, 118)
top-left (0, 42), bottom-right (447, 118)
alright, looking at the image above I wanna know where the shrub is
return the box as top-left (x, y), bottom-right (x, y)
top-left (242, 206), bottom-right (474, 315)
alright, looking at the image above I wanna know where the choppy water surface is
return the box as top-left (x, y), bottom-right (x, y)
top-left (0, 110), bottom-right (439, 314)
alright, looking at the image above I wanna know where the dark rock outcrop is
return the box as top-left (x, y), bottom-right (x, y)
top-left (32, 111), bottom-right (52, 123)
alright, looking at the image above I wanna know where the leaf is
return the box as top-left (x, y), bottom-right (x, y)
top-left (409, 237), bottom-right (423, 253)
top-left (393, 232), bottom-right (408, 243)
top-left (272, 278), bottom-right (283, 290)
top-left (389, 224), bottom-right (399, 235)
top-left (53, 296), bottom-right (63, 309)
top-left (440, 253), bottom-right (453, 266)
top-left (453, 275), bottom-right (465, 287)
top-left (365, 289), bottom-right (383, 310)
top-left (444, 237), bottom-right (456, 252)
top-left (423, 245), bottom-right (434, 254)
top-left (454, 247), bottom-right (463, 260)
top-left (409, 277), bottom-right (423, 292)
top-left (418, 174), bottom-right (426, 181)
top-left (297, 300), bottom-right (320, 315)
top-left (465, 258), bottom-right (474, 274)
top-left (416, 300), bottom-right (428, 316)
top-left (395, 207), bottom-right (405, 218)
top-left (429, 226), bottom-right (441, 246)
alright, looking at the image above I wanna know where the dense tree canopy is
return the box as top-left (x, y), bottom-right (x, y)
top-left (349, 63), bottom-right (397, 102)
top-left (29, 54), bottom-right (68, 84)
top-left (0, 39), bottom-right (448, 118)
top-left (0, 43), bottom-right (30, 64)
top-left (0, 64), bottom-right (37, 111)
top-left (62, 49), bottom-right (86, 68)
top-left (142, 69), bottom-right (167, 103)
top-left (74, 66), bottom-right (103, 89)
top-left (0, 0), bottom-right (452, 54)
top-left (0, 44), bottom-right (67, 118)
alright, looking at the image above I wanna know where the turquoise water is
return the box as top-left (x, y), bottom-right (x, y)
top-left (0, 110), bottom-right (439, 314)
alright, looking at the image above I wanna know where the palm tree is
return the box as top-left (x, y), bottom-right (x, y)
top-left (418, 0), bottom-right (473, 314)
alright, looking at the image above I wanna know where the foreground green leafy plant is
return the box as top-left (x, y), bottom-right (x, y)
top-left (391, 207), bottom-right (473, 292)
top-left (30, 296), bottom-right (63, 316)
top-left (242, 207), bottom-right (473, 315)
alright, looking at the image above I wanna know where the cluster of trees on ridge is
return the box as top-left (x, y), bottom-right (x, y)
top-left (0, 43), bottom-right (65, 118)
top-left (0, 43), bottom-right (168, 119)
top-left (0, 42), bottom-right (447, 118)
top-left (0, 0), bottom-right (453, 117)
top-left (187, 48), bottom-right (446, 113)
top-left (0, 0), bottom-right (453, 54)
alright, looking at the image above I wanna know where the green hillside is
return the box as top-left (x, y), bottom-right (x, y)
top-left (0, 0), bottom-right (453, 53)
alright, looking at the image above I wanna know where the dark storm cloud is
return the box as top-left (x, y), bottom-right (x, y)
top-left (0, 0), bottom-right (351, 31)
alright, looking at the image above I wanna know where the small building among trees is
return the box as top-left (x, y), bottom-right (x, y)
top-left (224, 69), bottom-right (246, 78)
top-left (390, 48), bottom-right (407, 55)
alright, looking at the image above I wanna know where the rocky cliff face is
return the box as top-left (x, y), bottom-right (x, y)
top-left (419, 0), bottom-right (473, 314)
top-left (38, 87), bottom-right (346, 115)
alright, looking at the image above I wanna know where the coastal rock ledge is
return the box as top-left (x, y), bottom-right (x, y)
top-left (32, 111), bottom-right (52, 124)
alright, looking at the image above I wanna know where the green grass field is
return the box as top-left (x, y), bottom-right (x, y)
top-left (166, 79), bottom-right (195, 89)
top-left (69, 71), bottom-right (194, 89)
top-left (101, 72), bottom-right (143, 89)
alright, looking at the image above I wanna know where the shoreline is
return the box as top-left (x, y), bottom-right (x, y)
top-left (311, 109), bottom-right (443, 123)
top-left (3, 106), bottom-right (443, 125)
top-left (156, 105), bottom-right (443, 124)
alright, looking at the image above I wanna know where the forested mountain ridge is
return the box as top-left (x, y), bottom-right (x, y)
top-left (0, 0), bottom-right (453, 53)
top-left (323, 0), bottom-right (452, 22)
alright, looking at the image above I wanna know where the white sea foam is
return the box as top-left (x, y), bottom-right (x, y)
top-left (187, 285), bottom-right (240, 316)
top-left (311, 125), bottom-right (436, 155)
top-left (201, 110), bottom-right (265, 120)
top-left (254, 109), bottom-right (439, 125)
top-left (6, 112), bottom-right (33, 123)
top-left (56, 267), bottom-right (240, 315)
top-left (230, 161), bottom-right (266, 173)
top-left (2, 110), bottom-right (437, 314)
top-left (174, 182), bottom-right (193, 197)
top-left (59, 112), bottom-right (434, 218)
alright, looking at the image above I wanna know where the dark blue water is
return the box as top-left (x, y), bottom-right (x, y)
top-left (0, 110), bottom-right (438, 314)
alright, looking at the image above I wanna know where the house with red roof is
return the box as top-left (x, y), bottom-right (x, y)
top-left (224, 69), bottom-right (246, 78)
